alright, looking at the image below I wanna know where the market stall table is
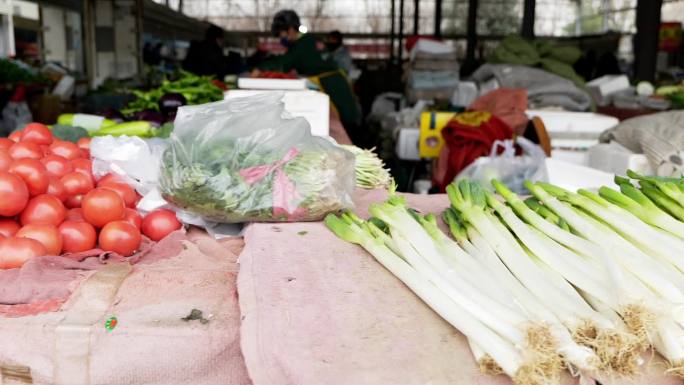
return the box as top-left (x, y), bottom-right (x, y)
top-left (1, 190), bottom-right (683, 385)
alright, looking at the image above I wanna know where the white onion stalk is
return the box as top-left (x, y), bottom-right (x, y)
top-left (325, 214), bottom-right (550, 385)
top-left (340, 145), bottom-right (392, 189)
top-left (443, 210), bottom-right (600, 373)
top-left (448, 180), bottom-right (638, 373)
top-left (370, 203), bottom-right (550, 348)
top-left (557, 186), bottom-right (684, 275)
top-left (525, 182), bottom-right (684, 375)
top-left (526, 182), bottom-right (684, 306)
top-left (469, 338), bottom-right (504, 375)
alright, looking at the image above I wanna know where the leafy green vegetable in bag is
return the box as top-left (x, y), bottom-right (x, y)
top-left (159, 94), bottom-right (355, 223)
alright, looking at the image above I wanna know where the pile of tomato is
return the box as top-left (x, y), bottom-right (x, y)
top-left (0, 123), bottom-right (182, 269)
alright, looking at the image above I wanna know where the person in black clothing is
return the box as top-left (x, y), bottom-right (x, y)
top-left (183, 25), bottom-right (228, 80)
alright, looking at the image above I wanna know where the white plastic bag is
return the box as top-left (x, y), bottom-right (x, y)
top-left (159, 93), bottom-right (356, 223)
top-left (456, 137), bottom-right (548, 194)
top-left (90, 136), bottom-right (168, 196)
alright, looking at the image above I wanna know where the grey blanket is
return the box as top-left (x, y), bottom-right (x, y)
top-left (600, 110), bottom-right (684, 177)
top-left (471, 64), bottom-right (592, 111)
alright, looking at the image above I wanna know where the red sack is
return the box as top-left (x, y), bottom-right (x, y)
top-left (436, 111), bottom-right (514, 191)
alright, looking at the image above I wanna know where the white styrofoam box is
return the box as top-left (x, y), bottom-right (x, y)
top-left (526, 110), bottom-right (619, 137)
top-left (550, 149), bottom-right (588, 166)
top-left (224, 90), bottom-right (329, 137)
top-left (587, 142), bottom-right (654, 176)
top-left (237, 78), bottom-right (307, 90)
top-left (396, 128), bottom-right (420, 161)
top-left (586, 75), bottom-right (630, 105)
top-left (546, 158), bottom-right (616, 191)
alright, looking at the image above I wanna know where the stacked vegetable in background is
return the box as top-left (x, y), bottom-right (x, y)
top-left (327, 174), bottom-right (684, 384)
top-left (122, 70), bottom-right (223, 117)
top-left (56, 113), bottom-right (174, 138)
top-left (0, 59), bottom-right (47, 85)
top-left (0, 123), bottom-right (182, 269)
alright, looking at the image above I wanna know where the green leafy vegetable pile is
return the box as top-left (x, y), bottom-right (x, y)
top-left (122, 71), bottom-right (223, 115)
top-left (0, 59), bottom-right (46, 84)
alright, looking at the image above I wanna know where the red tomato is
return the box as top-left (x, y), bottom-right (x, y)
top-left (99, 221), bottom-right (141, 256)
top-left (58, 220), bottom-right (96, 253)
top-left (0, 219), bottom-right (20, 237)
top-left (81, 149), bottom-right (90, 159)
top-left (97, 173), bottom-right (125, 186)
top-left (47, 178), bottom-right (68, 202)
top-left (0, 171), bottom-right (29, 216)
top-left (42, 154), bottom-right (73, 178)
top-left (82, 188), bottom-right (125, 227)
top-left (77, 137), bottom-right (91, 150)
top-left (0, 138), bottom-right (13, 151)
top-left (65, 194), bottom-right (84, 209)
top-left (20, 194), bottom-right (66, 226)
top-left (8, 130), bottom-right (22, 142)
top-left (16, 224), bottom-right (62, 255)
top-left (66, 208), bottom-right (85, 221)
top-left (21, 123), bottom-right (53, 145)
top-left (0, 151), bottom-right (11, 172)
top-left (71, 159), bottom-right (94, 187)
top-left (9, 159), bottom-right (49, 196)
top-left (100, 182), bottom-right (137, 208)
top-left (141, 209), bottom-right (182, 241)
top-left (60, 172), bottom-right (94, 196)
top-left (123, 208), bottom-right (142, 230)
top-left (49, 140), bottom-right (81, 160)
top-left (8, 142), bottom-right (42, 160)
top-left (71, 158), bottom-right (93, 179)
top-left (0, 237), bottom-right (46, 269)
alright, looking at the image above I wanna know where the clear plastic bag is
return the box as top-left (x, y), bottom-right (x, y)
top-left (456, 137), bottom-right (548, 194)
top-left (159, 93), bottom-right (356, 223)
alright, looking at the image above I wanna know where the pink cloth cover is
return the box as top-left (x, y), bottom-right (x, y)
top-left (0, 228), bottom-right (251, 385)
top-left (0, 231), bottom-right (183, 316)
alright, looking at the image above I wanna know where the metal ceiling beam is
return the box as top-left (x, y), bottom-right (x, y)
top-left (434, 0), bottom-right (442, 37)
top-left (389, 0), bottom-right (395, 63)
top-left (521, 0), bottom-right (535, 38)
top-left (398, 0), bottom-right (404, 63)
top-left (634, 0), bottom-right (662, 81)
top-left (413, 0), bottom-right (419, 35)
top-left (464, 0), bottom-right (478, 72)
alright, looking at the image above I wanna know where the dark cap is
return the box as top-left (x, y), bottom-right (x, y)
top-left (271, 9), bottom-right (300, 36)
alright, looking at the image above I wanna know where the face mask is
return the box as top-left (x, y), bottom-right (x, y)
top-left (325, 42), bottom-right (341, 51)
top-left (280, 37), bottom-right (293, 48)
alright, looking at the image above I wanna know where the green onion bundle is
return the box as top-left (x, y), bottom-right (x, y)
top-left (326, 171), bottom-right (684, 384)
top-left (340, 145), bottom-right (392, 189)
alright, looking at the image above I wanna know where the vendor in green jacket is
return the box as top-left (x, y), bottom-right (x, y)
top-left (256, 10), bottom-right (361, 132)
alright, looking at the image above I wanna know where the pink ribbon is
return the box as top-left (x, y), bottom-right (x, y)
top-left (239, 148), bottom-right (308, 220)
top-left (239, 148), bottom-right (300, 185)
